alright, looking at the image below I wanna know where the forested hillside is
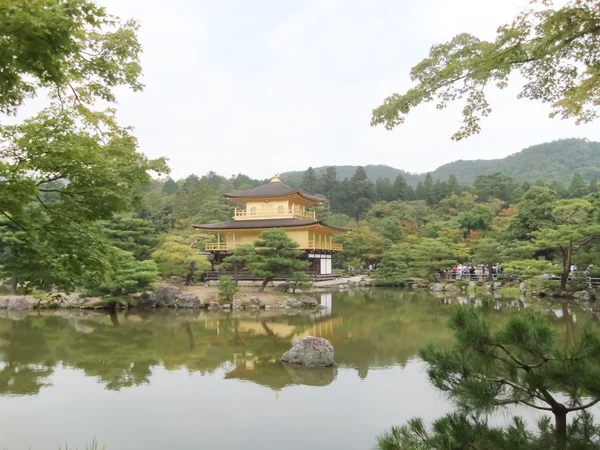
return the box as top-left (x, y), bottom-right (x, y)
top-left (281, 139), bottom-right (600, 186)
top-left (281, 165), bottom-right (419, 186)
top-left (430, 139), bottom-right (600, 185)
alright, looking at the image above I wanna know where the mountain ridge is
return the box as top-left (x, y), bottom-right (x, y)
top-left (280, 138), bottom-right (600, 187)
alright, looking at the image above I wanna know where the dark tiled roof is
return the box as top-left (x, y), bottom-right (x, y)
top-left (193, 218), bottom-right (350, 232)
top-left (224, 181), bottom-right (325, 203)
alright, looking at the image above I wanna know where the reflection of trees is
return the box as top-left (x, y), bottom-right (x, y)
top-left (0, 293), bottom-right (595, 395)
top-left (0, 320), bottom-right (54, 395)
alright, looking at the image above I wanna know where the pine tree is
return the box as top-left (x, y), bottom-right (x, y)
top-left (408, 238), bottom-right (460, 280)
top-left (101, 215), bottom-right (158, 260)
top-left (392, 175), bottom-right (408, 200)
top-left (568, 172), bottom-right (588, 198)
top-left (162, 177), bottom-right (179, 195)
top-left (349, 167), bottom-right (375, 220)
top-left (300, 167), bottom-right (318, 194)
top-left (414, 306), bottom-right (600, 449)
top-left (218, 275), bottom-right (238, 301)
top-left (375, 252), bottom-right (408, 286)
top-left (423, 173), bottom-right (435, 204)
top-left (375, 178), bottom-right (395, 202)
top-left (448, 174), bottom-right (460, 195)
top-left (217, 244), bottom-right (255, 282)
top-left (247, 229), bottom-right (309, 291)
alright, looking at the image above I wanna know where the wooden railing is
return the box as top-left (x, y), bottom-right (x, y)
top-left (307, 240), bottom-right (342, 251)
top-left (441, 272), bottom-right (600, 288)
top-left (205, 241), bottom-right (343, 252)
top-left (205, 243), bottom-right (230, 251)
top-left (233, 207), bottom-right (316, 221)
top-left (205, 270), bottom-right (341, 281)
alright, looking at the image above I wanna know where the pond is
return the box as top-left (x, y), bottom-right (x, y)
top-left (0, 289), bottom-right (597, 450)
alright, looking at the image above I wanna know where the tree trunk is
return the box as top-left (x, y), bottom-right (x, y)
top-left (561, 243), bottom-right (573, 291)
top-left (487, 264), bottom-right (493, 281)
top-left (10, 249), bottom-right (17, 294)
top-left (10, 273), bottom-right (17, 294)
top-left (185, 261), bottom-right (196, 286)
top-left (554, 407), bottom-right (568, 450)
top-left (258, 277), bottom-right (272, 292)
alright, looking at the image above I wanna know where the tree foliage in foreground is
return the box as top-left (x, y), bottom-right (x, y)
top-left (371, 0), bottom-right (600, 140)
top-left (0, 0), bottom-right (167, 292)
top-left (377, 410), bottom-right (600, 450)
top-left (377, 306), bottom-right (600, 449)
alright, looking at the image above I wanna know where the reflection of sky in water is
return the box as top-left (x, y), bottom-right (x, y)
top-left (0, 363), bottom-right (453, 450)
top-left (0, 290), bottom-right (597, 449)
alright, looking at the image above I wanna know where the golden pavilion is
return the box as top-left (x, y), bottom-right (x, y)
top-left (194, 175), bottom-right (349, 278)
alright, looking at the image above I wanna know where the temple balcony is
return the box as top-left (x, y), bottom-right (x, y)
top-left (204, 241), bottom-right (342, 252)
top-left (233, 207), bottom-right (316, 221)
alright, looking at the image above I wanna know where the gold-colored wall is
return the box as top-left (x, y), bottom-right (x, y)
top-left (225, 227), bottom-right (336, 249)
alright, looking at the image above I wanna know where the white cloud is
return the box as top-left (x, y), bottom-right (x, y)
top-left (86, 0), bottom-right (600, 178)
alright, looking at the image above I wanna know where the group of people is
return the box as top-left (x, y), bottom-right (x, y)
top-left (449, 264), bottom-right (502, 280)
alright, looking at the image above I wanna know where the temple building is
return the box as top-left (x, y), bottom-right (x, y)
top-left (193, 175), bottom-right (349, 279)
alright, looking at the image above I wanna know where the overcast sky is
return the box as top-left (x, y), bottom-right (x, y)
top-left (98, 0), bottom-right (600, 180)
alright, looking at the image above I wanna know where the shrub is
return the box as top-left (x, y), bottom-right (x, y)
top-left (454, 280), bottom-right (469, 289)
top-left (218, 275), bottom-right (238, 301)
top-left (568, 271), bottom-right (589, 291)
top-left (500, 287), bottom-right (521, 299)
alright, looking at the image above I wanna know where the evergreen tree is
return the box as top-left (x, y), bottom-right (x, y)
top-left (408, 238), bottom-right (461, 280)
top-left (375, 252), bottom-right (408, 286)
top-left (162, 178), bottom-right (179, 195)
top-left (300, 167), bottom-right (318, 194)
top-left (392, 175), bottom-right (409, 200)
top-left (375, 178), bottom-right (395, 202)
top-left (348, 167), bottom-right (375, 220)
top-left (414, 181), bottom-right (426, 201)
top-left (532, 199), bottom-right (600, 290)
top-left (412, 306), bottom-right (600, 449)
top-left (473, 238), bottom-right (503, 279)
top-left (101, 215), bottom-right (158, 261)
top-left (217, 244), bottom-right (255, 282)
top-left (151, 230), bottom-right (211, 285)
top-left (218, 275), bottom-right (238, 301)
top-left (568, 172), bottom-right (588, 198)
top-left (88, 249), bottom-right (158, 305)
top-left (448, 174), bottom-right (460, 195)
top-left (423, 173), bottom-right (435, 204)
top-left (589, 179), bottom-right (598, 195)
top-left (318, 166), bottom-right (338, 201)
top-left (549, 180), bottom-right (568, 199)
top-left (247, 229), bottom-right (309, 291)
top-left (194, 196), bottom-right (234, 224)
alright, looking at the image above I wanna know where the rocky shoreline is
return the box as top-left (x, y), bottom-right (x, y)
top-left (426, 280), bottom-right (599, 302)
top-left (0, 285), bottom-right (328, 311)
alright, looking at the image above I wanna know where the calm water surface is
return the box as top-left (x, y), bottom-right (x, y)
top-left (0, 290), bottom-right (596, 450)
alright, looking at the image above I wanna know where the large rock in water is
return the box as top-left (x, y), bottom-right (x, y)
top-left (154, 286), bottom-right (182, 307)
top-left (281, 336), bottom-right (334, 367)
